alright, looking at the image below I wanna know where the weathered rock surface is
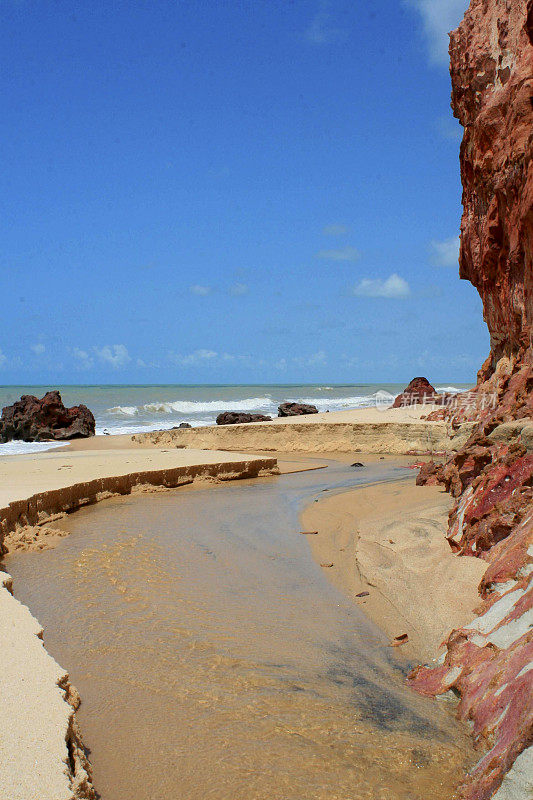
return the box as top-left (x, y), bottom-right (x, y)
top-left (277, 402), bottom-right (318, 416)
top-left (0, 391), bottom-right (95, 442)
top-left (215, 411), bottom-right (272, 425)
top-left (392, 377), bottom-right (439, 408)
top-left (412, 3), bottom-right (533, 798)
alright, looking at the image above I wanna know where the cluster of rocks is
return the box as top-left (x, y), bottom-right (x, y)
top-left (0, 391), bottom-right (95, 442)
top-left (216, 402), bottom-right (318, 425)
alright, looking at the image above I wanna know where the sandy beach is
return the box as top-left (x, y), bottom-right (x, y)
top-left (4, 451), bottom-right (479, 800)
top-left (0, 414), bottom-right (487, 799)
top-left (129, 404), bottom-right (476, 455)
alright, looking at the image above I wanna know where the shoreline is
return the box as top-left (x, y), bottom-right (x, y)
top-left (300, 476), bottom-right (486, 663)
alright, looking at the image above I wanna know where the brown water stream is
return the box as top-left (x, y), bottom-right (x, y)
top-left (6, 459), bottom-right (474, 799)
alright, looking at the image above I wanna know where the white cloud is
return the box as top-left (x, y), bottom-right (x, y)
top-left (95, 344), bottom-right (131, 368)
top-left (229, 283), bottom-right (249, 296)
top-left (305, 0), bottom-right (347, 44)
top-left (170, 349), bottom-right (218, 366)
top-left (430, 235), bottom-right (460, 266)
top-left (316, 246), bottom-right (360, 262)
top-left (351, 273), bottom-right (411, 298)
top-left (0, 349), bottom-right (6, 368)
top-left (31, 343), bottom-right (45, 355)
top-left (404, 0), bottom-right (469, 65)
top-left (72, 347), bottom-right (93, 370)
top-left (190, 285), bottom-right (212, 296)
top-left (322, 223), bottom-right (349, 236)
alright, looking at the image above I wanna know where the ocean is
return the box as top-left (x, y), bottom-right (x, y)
top-left (0, 383), bottom-right (473, 454)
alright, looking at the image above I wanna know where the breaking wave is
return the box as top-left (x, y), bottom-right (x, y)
top-left (108, 397), bottom-right (273, 416)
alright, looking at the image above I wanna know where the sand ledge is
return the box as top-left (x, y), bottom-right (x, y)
top-left (0, 448), bottom-right (278, 800)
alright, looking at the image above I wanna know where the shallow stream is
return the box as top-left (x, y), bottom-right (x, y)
top-left (6, 459), bottom-right (474, 799)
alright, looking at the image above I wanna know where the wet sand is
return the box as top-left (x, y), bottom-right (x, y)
top-left (6, 458), bottom-right (476, 800)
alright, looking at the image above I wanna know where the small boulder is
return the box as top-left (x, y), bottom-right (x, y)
top-left (278, 402), bottom-right (318, 417)
top-left (216, 412), bottom-right (272, 425)
top-left (0, 391), bottom-right (95, 442)
top-left (392, 377), bottom-right (439, 408)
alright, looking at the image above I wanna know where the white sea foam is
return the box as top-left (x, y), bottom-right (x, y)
top-left (436, 386), bottom-right (463, 394)
top-left (107, 397), bottom-right (274, 416)
top-left (0, 440), bottom-right (67, 456)
top-left (294, 395), bottom-right (377, 411)
top-left (95, 418), bottom-right (215, 437)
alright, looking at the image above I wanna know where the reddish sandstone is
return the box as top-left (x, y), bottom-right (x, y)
top-left (412, 2), bottom-right (533, 797)
top-left (392, 377), bottom-right (440, 408)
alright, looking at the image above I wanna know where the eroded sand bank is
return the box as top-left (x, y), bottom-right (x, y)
top-left (128, 406), bottom-right (476, 455)
top-left (0, 435), bottom-right (489, 799)
top-left (6, 458), bottom-right (478, 800)
top-left (0, 447), bottom-right (278, 800)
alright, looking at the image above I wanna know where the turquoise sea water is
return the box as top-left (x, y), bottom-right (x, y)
top-left (0, 382), bottom-right (474, 454)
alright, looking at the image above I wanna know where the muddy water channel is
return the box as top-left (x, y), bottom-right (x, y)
top-left (7, 459), bottom-right (474, 800)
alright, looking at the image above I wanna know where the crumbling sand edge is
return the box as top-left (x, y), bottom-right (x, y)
top-left (0, 570), bottom-right (95, 800)
top-left (0, 455), bottom-right (278, 799)
top-left (0, 456), bottom-right (278, 554)
top-left (132, 420), bottom-right (476, 455)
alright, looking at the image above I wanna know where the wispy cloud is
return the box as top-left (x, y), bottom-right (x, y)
top-left (404, 0), bottom-right (469, 65)
top-left (229, 282), bottom-right (249, 296)
top-left (31, 343), bottom-right (45, 355)
top-left (351, 273), bottom-right (411, 298)
top-left (316, 246), bottom-right (360, 262)
top-left (189, 285), bottom-right (212, 296)
top-left (72, 347), bottom-right (93, 370)
top-left (95, 344), bottom-right (131, 368)
top-left (430, 235), bottom-right (460, 266)
top-left (307, 349), bottom-right (327, 366)
top-left (322, 223), bottom-right (350, 236)
top-left (304, 0), bottom-right (347, 45)
top-left (170, 349), bottom-right (218, 366)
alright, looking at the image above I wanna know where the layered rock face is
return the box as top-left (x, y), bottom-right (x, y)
top-left (412, 4), bottom-right (533, 799)
top-left (451, 0), bottom-right (533, 416)
top-left (0, 391), bottom-right (95, 442)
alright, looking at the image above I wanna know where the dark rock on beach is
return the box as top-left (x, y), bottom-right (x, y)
top-left (392, 377), bottom-right (439, 408)
top-left (278, 402), bottom-right (318, 417)
top-left (0, 390), bottom-right (95, 442)
top-left (216, 412), bottom-right (272, 425)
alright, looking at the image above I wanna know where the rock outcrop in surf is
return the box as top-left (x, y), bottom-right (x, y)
top-left (0, 391), bottom-right (95, 443)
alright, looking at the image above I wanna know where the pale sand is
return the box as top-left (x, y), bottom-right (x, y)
top-left (0, 447), bottom-right (278, 799)
top-left (301, 476), bottom-right (486, 663)
top-left (0, 438), bottom-right (484, 799)
top-left (0, 447), bottom-right (278, 552)
top-left (128, 405), bottom-right (476, 455)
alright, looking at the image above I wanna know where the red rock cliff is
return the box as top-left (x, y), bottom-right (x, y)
top-left (451, 0), bottom-right (532, 387)
top-left (410, 5), bottom-right (533, 799)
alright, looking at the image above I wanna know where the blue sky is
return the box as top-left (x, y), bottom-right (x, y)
top-left (0, 0), bottom-right (487, 385)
